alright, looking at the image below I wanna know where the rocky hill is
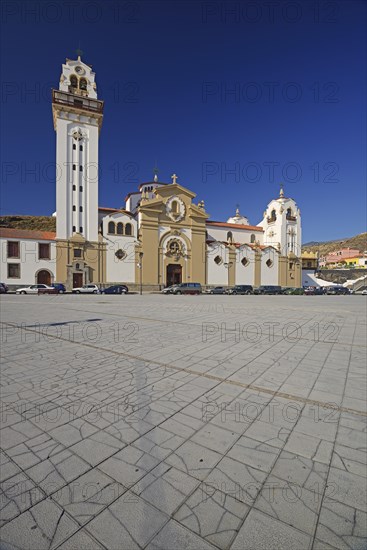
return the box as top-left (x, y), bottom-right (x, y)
top-left (0, 215), bottom-right (56, 232)
top-left (302, 233), bottom-right (367, 256)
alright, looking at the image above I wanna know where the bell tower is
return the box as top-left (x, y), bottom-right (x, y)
top-left (52, 55), bottom-right (104, 242)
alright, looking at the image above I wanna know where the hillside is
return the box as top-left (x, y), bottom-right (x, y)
top-left (0, 215), bottom-right (56, 232)
top-left (302, 233), bottom-right (367, 256)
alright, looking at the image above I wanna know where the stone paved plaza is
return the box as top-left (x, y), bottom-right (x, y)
top-left (0, 294), bottom-right (366, 549)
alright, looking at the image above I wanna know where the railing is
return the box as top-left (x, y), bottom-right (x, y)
top-left (52, 90), bottom-right (104, 114)
top-left (286, 214), bottom-right (297, 221)
top-left (267, 216), bottom-right (276, 223)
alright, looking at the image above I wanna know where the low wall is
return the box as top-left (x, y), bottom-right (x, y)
top-left (316, 269), bottom-right (366, 284)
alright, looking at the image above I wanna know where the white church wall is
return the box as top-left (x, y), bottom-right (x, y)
top-left (207, 225), bottom-right (263, 245)
top-left (102, 214), bottom-right (137, 283)
top-left (207, 243), bottom-right (229, 285)
top-left (235, 246), bottom-right (256, 285)
top-left (260, 248), bottom-right (279, 286)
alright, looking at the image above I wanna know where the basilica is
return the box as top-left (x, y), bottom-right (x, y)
top-left (0, 56), bottom-right (302, 290)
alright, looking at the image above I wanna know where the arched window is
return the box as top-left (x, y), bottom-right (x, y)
top-left (108, 221), bottom-right (115, 234)
top-left (250, 234), bottom-right (256, 243)
top-left (70, 75), bottom-right (78, 88)
top-left (79, 78), bottom-right (87, 90)
top-left (117, 223), bottom-right (123, 235)
top-left (125, 223), bottom-right (132, 236)
top-left (227, 231), bottom-right (233, 242)
top-left (271, 209), bottom-right (276, 220)
top-left (171, 201), bottom-right (179, 214)
top-left (287, 207), bottom-right (292, 217)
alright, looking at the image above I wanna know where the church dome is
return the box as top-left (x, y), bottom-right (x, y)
top-left (227, 207), bottom-right (249, 225)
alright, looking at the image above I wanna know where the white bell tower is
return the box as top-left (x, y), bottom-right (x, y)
top-left (52, 55), bottom-right (103, 242)
top-left (258, 184), bottom-right (302, 257)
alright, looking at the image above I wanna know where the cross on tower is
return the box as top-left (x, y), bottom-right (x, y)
top-left (75, 47), bottom-right (83, 59)
top-left (171, 173), bottom-right (178, 184)
top-left (153, 163), bottom-right (159, 182)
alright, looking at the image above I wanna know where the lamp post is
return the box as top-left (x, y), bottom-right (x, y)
top-left (138, 252), bottom-right (144, 295)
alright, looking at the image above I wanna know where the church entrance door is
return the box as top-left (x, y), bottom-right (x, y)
top-left (73, 273), bottom-right (83, 288)
top-left (37, 270), bottom-right (51, 285)
top-left (166, 264), bottom-right (182, 286)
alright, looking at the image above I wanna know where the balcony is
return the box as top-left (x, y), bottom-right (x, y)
top-left (52, 90), bottom-right (104, 114)
top-left (286, 214), bottom-right (297, 221)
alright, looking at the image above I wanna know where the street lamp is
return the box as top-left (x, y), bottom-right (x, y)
top-left (138, 252), bottom-right (144, 295)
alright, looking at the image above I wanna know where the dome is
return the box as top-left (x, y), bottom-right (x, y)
top-left (227, 208), bottom-right (249, 225)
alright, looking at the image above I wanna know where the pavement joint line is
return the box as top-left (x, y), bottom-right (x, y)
top-left (2, 321), bottom-right (366, 418)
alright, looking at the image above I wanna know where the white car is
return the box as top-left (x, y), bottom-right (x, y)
top-left (362, 289), bottom-right (367, 295)
top-left (16, 284), bottom-right (52, 295)
top-left (72, 284), bottom-right (100, 294)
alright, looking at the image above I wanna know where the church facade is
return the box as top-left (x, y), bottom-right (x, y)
top-left (0, 56), bottom-right (302, 290)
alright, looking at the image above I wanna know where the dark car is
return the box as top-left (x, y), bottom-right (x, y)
top-left (282, 287), bottom-right (305, 295)
top-left (254, 285), bottom-right (282, 295)
top-left (171, 283), bottom-right (202, 295)
top-left (326, 286), bottom-right (350, 295)
top-left (304, 286), bottom-right (324, 296)
top-left (38, 286), bottom-right (60, 295)
top-left (52, 283), bottom-right (66, 294)
top-left (101, 285), bottom-right (128, 295)
top-left (228, 285), bottom-right (253, 295)
top-left (206, 286), bottom-right (227, 295)
top-left (0, 282), bottom-right (8, 294)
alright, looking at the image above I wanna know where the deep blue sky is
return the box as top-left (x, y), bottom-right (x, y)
top-left (1, 0), bottom-right (366, 242)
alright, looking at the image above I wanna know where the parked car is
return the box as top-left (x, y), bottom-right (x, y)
top-left (228, 285), bottom-right (253, 295)
top-left (52, 283), bottom-right (66, 294)
top-left (38, 287), bottom-right (60, 295)
top-left (304, 286), bottom-right (324, 295)
top-left (161, 285), bottom-right (175, 294)
top-left (206, 286), bottom-right (227, 295)
top-left (361, 289), bottom-right (367, 295)
top-left (169, 283), bottom-right (202, 295)
top-left (254, 285), bottom-right (282, 295)
top-left (72, 284), bottom-right (100, 294)
top-left (282, 287), bottom-right (305, 295)
top-left (0, 282), bottom-right (8, 293)
top-left (100, 285), bottom-right (128, 295)
top-left (16, 284), bottom-right (51, 295)
top-left (326, 286), bottom-right (350, 295)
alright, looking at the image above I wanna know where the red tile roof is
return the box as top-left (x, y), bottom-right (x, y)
top-left (206, 221), bottom-right (263, 231)
top-left (0, 228), bottom-right (56, 241)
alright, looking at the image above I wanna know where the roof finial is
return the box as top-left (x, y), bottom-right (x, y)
top-left (279, 183), bottom-right (284, 198)
top-left (153, 163), bottom-right (159, 182)
top-left (171, 173), bottom-right (178, 184)
top-left (235, 203), bottom-right (240, 216)
top-left (76, 44), bottom-right (83, 61)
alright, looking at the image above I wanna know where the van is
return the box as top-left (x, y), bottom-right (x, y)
top-left (171, 283), bottom-right (202, 295)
